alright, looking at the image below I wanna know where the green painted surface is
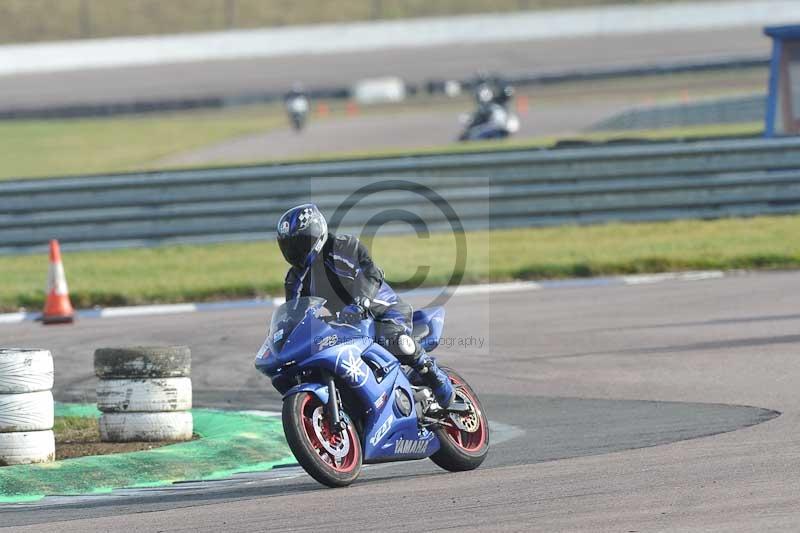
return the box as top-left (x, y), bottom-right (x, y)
top-left (0, 404), bottom-right (294, 504)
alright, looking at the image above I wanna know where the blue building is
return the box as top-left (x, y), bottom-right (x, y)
top-left (765, 25), bottom-right (800, 136)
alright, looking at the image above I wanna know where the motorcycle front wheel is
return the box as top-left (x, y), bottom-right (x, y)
top-left (282, 392), bottom-right (362, 487)
top-left (430, 367), bottom-right (490, 471)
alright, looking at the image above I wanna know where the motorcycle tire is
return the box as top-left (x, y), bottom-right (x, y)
top-left (430, 367), bottom-right (490, 472)
top-left (282, 391), bottom-right (362, 487)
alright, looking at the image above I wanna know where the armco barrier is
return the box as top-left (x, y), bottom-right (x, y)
top-left (2, 137), bottom-right (800, 254)
top-left (591, 94), bottom-right (766, 131)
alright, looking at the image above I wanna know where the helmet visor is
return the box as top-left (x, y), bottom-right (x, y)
top-left (278, 234), bottom-right (320, 268)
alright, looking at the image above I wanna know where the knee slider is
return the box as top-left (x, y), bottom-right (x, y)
top-left (397, 334), bottom-right (417, 357)
top-left (383, 333), bottom-right (419, 364)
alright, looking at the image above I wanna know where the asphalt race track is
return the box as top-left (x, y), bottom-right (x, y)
top-left (156, 99), bottom-right (633, 166)
top-left (1, 270), bottom-right (799, 531)
top-left (0, 26), bottom-right (769, 110)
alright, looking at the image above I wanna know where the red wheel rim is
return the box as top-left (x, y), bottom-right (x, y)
top-left (299, 394), bottom-right (360, 473)
top-left (444, 376), bottom-right (488, 452)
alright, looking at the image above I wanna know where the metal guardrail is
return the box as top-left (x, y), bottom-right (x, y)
top-left (2, 136), bottom-right (800, 254)
top-left (592, 94), bottom-right (766, 131)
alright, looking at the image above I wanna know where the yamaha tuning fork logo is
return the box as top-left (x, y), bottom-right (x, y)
top-left (335, 344), bottom-right (369, 388)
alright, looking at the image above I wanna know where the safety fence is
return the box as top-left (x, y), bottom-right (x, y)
top-left (2, 136), bottom-right (800, 254)
top-left (592, 94), bottom-right (766, 131)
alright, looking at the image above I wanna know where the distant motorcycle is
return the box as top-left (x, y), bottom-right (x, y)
top-left (458, 102), bottom-right (520, 141)
top-left (255, 296), bottom-right (489, 487)
top-left (285, 95), bottom-right (309, 132)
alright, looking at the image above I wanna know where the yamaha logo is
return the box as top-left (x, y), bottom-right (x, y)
top-left (394, 438), bottom-right (429, 455)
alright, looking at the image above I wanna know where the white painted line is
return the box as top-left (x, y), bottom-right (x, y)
top-left (622, 273), bottom-right (683, 285)
top-left (0, 312), bottom-right (28, 324)
top-left (237, 410), bottom-right (282, 418)
top-left (0, 270), bottom-right (728, 326)
top-left (623, 270), bottom-right (725, 285)
top-left (0, 0), bottom-right (794, 75)
top-left (99, 304), bottom-right (198, 318)
top-left (451, 281), bottom-right (541, 296)
top-left (489, 421), bottom-right (526, 446)
top-left (676, 270), bottom-right (726, 281)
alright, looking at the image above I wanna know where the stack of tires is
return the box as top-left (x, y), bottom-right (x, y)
top-left (0, 349), bottom-right (55, 465)
top-left (94, 346), bottom-right (193, 442)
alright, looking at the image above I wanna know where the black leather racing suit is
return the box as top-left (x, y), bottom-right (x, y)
top-left (283, 233), bottom-right (413, 359)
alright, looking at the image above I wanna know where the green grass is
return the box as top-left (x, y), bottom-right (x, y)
top-left (0, 0), bottom-right (724, 44)
top-left (0, 107), bottom-right (285, 181)
top-left (256, 122), bottom-right (764, 167)
top-left (53, 416), bottom-right (98, 443)
top-left (2, 215), bottom-right (800, 312)
top-left (0, 112), bottom-right (762, 182)
top-left (0, 62), bottom-right (766, 182)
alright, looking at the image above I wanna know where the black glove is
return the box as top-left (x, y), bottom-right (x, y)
top-left (340, 304), bottom-right (366, 325)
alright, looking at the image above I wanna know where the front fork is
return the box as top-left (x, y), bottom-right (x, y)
top-left (323, 370), bottom-right (347, 434)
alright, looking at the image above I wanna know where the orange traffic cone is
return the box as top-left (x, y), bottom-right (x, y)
top-left (515, 94), bottom-right (530, 115)
top-left (42, 239), bottom-right (74, 325)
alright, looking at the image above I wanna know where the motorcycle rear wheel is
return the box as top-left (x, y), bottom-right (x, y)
top-left (282, 392), bottom-right (362, 487)
top-left (430, 367), bottom-right (490, 472)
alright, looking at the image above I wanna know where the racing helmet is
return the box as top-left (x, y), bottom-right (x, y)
top-left (276, 204), bottom-right (328, 269)
top-left (475, 84), bottom-right (494, 105)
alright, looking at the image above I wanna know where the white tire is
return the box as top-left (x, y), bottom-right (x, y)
top-left (0, 430), bottom-right (55, 465)
top-left (94, 346), bottom-right (191, 379)
top-left (99, 411), bottom-right (193, 442)
top-left (96, 378), bottom-right (192, 413)
top-left (0, 391), bottom-right (54, 432)
top-left (0, 349), bottom-right (54, 393)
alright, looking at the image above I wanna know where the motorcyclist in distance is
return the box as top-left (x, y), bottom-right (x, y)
top-left (284, 83), bottom-right (310, 131)
top-left (492, 81), bottom-right (514, 107)
top-left (275, 204), bottom-right (455, 408)
top-left (466, 83), bottom-right (496, 129)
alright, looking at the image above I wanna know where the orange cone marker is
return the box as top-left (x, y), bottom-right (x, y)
top-left (42, 240), bottom-right (74, 325)
top-left (516, 94), bottom-right (530, 115)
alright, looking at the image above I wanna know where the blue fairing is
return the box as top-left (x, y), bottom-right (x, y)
top-left (413, 306), bottom-right (446, 351)
top-left (284, 382), bottom-right (329, 404)
top-left (255, 297), bottom-right (443, 463)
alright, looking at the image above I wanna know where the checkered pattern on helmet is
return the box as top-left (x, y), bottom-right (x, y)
top-left (297, 208), bottom-right (314, 229)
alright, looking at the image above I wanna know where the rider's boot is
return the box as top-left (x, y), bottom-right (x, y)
top-left (393, 334), bottom-right (454, 408)
top-left (411, 350), bottom-right (454, 409)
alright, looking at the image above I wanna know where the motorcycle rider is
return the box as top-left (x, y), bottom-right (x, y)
top-left (459, 74), bottom-right (518, 141)
top-left (275, 203), bottom-right (455, 408)
top-left (468, 82), bottom-right (496, 128)
top-left (284, 83), bottom-right (309, 131)
top-left (492, 81), bottom-right (514, 107)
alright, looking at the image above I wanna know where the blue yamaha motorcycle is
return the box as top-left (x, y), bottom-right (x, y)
top-left (255, 296), bottom-right (489, 487)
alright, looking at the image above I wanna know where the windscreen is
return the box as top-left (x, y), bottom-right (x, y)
top-left (268, 296), bottom-right (326, 353)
